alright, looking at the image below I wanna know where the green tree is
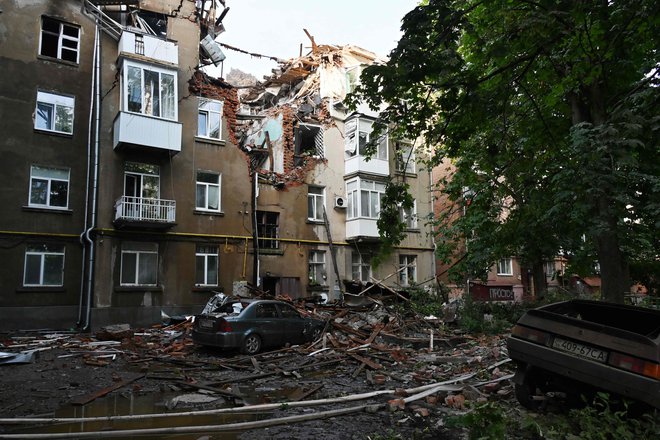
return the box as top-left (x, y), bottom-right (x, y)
top-left (349, 0), bottom-right (659, 302)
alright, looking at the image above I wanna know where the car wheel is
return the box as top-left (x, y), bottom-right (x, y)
top-left (515, 370), bottom-right (542, 411)
top-left (242, 334), bottom-right (261, 355)
top-left (311, 327), bottom-right (322, 341)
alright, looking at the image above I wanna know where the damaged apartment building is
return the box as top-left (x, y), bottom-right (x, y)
top-left (0, 0), bottom-right (435, 331)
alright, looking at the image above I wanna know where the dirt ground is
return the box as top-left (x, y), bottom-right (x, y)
top-left (0, 318), bottom-right (526, 439)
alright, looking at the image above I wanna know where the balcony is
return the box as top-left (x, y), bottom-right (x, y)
top-left (114, 196), bottom-right (176, 229)
top-left (346, 218), bottom-right (380, 241)
top-left (113, 112), bottom-right (182, 154)
top-left (345, 156), bottom-right (389, 177)
top-left (118, 31), bottom-right (178, 65)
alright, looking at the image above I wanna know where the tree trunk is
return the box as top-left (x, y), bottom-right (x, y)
top-left (531, 260), bottom-right (547, 299)
top-left (594, 196), bottom-right (628, 303)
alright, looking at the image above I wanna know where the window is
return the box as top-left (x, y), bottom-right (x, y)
top-left (198, 98), bottom-right (223, 139)
top-left (307, 186), bottom-right (324, 221)
top-left (196, 171), bottom-right (221, 211)
top-left (120, 242), bottom-right (158, 286)
top-left (399, 200), bottom-right (417, 229)
top-left (346, 178), bottom-right (386, 220)
top-left (257, 211), bottom-right (279, 249)
top-left (399, 255), bottom-right (417, 286)
top-left (124, 162), bottom-right (159, 199)
top-left (124, 61), bottom-right (176, 120)
top-left (279, 303), bottom-right (301, 319)
top-left (195, 245), bottom-right (218, 286)
top-left (256, 303), bottom-right (278, 318)
top-left (29, 165), bottom-right (69, 209)
top-left (344, 117), bottom-right (387, 160)
top-left (294, 124), bottom-right (324, 164)
top-left (395, 141), bottom-right (415, 174)
top-left (35, 91), bottom-right (74, 134)
top-left (23, 244), bottom-right (65, 287)
top-left (351, 252), bottom-right (371, 282)
top-left (40, 16), bottom-right (80, 63)
top-left (308, 251), bottom-right (326, 285)
top-left (497, 258), bottom-right (513, 276)
top-left (345, 65), bottom-right (362, 94)
top-left (544, 261), bottom-right (556, 278)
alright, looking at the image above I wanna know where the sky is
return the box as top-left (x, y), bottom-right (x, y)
top-left (211, 0), bottom-right (419, 80)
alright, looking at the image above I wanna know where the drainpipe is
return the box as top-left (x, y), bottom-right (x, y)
top-left (81, 23), bottom-right (101, 331)
top-left (251, 167), bottom-right (259, 288)
top-left (78, 23), bottom-right (99, 326)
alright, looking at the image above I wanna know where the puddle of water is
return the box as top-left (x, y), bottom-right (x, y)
top-left (9, 391), bottom-right (264, 439)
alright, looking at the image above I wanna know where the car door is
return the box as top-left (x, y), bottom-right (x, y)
top-left (277, 303), bottom-right (309, 345)
top-left (252, 302), bottom-right (283, 347)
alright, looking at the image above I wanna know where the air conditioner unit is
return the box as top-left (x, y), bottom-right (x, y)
top-left (334, 196), bottom-right (347, 209)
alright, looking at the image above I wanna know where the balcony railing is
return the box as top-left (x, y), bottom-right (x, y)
top-left (114, 196), bottom-right (176, 225)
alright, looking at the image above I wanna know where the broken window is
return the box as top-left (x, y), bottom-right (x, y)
top-left (120, 242), bottom-right (158, 286)
top-left (40, 16), bottom-right (80, 63)
top-left (196, 171), bottom-right (221, 212)
top-left (345, 65), bottom-right (362, 94)
top-left (124, 61), bottom-right (176, 120)
top-left (195, 244), bottom-right (218, 286)
top-left (29, 165), bottom-right (69, 209)
top-left (346, 178), bottom-right (386, 220)
top-left (351, 252), bottom-right (371, 283)
top-left (344, 117), bottom-right (387, 160)
top-left (23, 244), bottom-right (65, 287)
top-left (395, 141), bottom-right (415, 174)
top-left (307, 186), bottom-right (324, 222)
top-left (35, 91), bottom-right (74, 134)
top-left (308, 251), bottom-right (326, 285)
top-left (399, 200), bottom-right (417, 229)
top-left (294, 124), bottom-right (324, 165)
top-left (257, 211), bottom-right (279, 250)
top-left (198, 98), bottom-right (223, 139)
top-left (497, 258), bottom-right (513, 276)
top-left (399, 255), bottom-right (417, 286)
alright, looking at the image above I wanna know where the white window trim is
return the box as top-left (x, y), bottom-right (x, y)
top-left (395, 141), bottom-right (415, 174)
top-left (28, 165), bottom-right (70, 210)
top-left (39, 17), bottom-right (80, 64)
top-left (399, 255), bottom-right (417, 286)
top-left (122, 60), bottom-right (178, 121)
top-left (497, 258), bottom-right (513, 276)
top-left (197, 98), bottom-right (224, 140)
top-left (35, 91), bottom-right (75, 134)
top-left (344, 117), bottom-right (388, 160)
top-left (307, 186), bottom-right (325, 222)
top-left (400, 200), bottom-right (418, 229)
top-left (23, 245), bottom-right (65, 287)
top-left (120, 245), bottom-right (158, 286)
top-left (346, 177), bottom-right (386, 220)
top-left (196, 171), bottom-right (221, 212)
top-left (308, 250), bottom-right (326, 285)
top-left (351, 252), bottom-right (372, 283)
top-left (196, 245), bottom-right (219, 286)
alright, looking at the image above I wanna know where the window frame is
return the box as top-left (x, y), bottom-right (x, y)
top-left (399, 255), bottom-right (417, 286)
top-left (308, 250), bottom-right (326, 285)
top-left (120, 242), bottom-right (158, 286)
top-left (196, 171), bottom-right (221, 212)
top-left (197, 97), bottom-right (224, 140)
top-left (399, 200), bottom-right (418, 229)
top-left (195, 244), bottom-right (219, 287)
top-left (346, 177), bottom-right (386, 220)
top-left (39, 16), bottom-right (80, 64)
top-left (307, 186), bottom-right (325, 222)
top-left (122, 60), bottom-right (178, 121)
top-left (35, 91), bottom-right (75, 135)
top-left (344, 117), bottom-right (388, 160)
top-left (28, 165), bottom-right (70, 210)
top-left (256, 211), bottom-right (280, 250)
top-left (295, 123), bottom-right (324, 162)
top-left (23, 244), bottom-right (65, 287)
top-left (497, 257), bottom-right (513, 276)
top-left (351, 252), bottom-right (372, 283)
top-left (394, 140), bottom-right (415, 174)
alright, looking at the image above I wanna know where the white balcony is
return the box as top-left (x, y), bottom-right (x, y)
top-left (346, 218), bottom-right (380, 240)
top-left (118, 31), bottom-right (178, 65)
top-left (345, 156), bottom-right (389, 176)
top-left (113, 111), bottom-right (182, 153)
top-left (114, 196), bottom-right (176, 229)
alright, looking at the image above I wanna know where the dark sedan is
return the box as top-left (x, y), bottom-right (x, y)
top-left (192, 299), bottom-right (325, 355)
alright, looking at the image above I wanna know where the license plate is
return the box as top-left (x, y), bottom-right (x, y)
top-left (552, 337), bottom-right (607, 363)
top-left (199, 319), bottom-right (214, 329)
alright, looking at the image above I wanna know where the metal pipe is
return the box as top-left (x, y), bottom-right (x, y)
top-left (81, 23), bottom-right (102, 331)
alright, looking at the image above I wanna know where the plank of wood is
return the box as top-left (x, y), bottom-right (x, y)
top-left (70, 374), bottom-right (144, 406)
top-left (347, 353), bottom-right (382, 370)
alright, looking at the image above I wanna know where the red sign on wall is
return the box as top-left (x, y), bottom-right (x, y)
top-left (470, 283), bottom-right (514, 301)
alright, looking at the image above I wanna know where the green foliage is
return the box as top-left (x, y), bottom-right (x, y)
top-left (373, 180), bottom-right (414, 266)
top-left (407, 285), bottom-right (445, 317)
top-left (446, 401), bottom-right (507, 440)
top-left (348, 0), bottom-right (660, 304)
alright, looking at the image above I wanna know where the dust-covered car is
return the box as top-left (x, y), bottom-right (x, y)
top-left (192, 297), bottom-right (326, 355)
top-left (507, 299), bottom-right (660, 409)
